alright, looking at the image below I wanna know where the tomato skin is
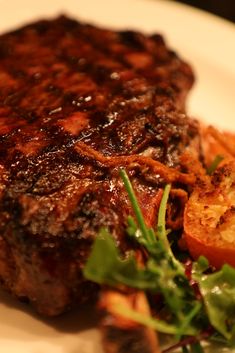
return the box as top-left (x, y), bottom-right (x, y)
top-left (184, 230), bottom-right (235, 269)
top-left (183, 160), bottom-right (235, 270)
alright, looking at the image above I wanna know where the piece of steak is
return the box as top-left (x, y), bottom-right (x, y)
top-left (0, 16), bottom-right (198, 315)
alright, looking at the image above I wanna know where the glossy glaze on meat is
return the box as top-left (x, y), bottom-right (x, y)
top-left (0, 16), bottom-right (198, 315)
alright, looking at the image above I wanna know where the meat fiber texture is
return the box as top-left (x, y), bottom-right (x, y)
top-left (0, 16), bottom-right (198, 315)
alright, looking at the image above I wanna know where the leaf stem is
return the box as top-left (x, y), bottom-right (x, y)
top-left (113, 303), bottom-right (197, 336)
top-left (207, 155), bottom-right (223, 175)
top-left (120, 169), bottom-right (155, 244)
top-left (157, 183), bottom-right (171, 249)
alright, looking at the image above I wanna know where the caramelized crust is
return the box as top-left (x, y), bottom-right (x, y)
top-left (184, 161), bottom-right (235, 269)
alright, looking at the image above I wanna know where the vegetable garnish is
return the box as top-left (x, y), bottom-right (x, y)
top-left (206, 155), bottom-right (223, 175)
top-left (193, 262), bottom-right (235, 343)
top-left (83, 168), bottom-right (235, 351)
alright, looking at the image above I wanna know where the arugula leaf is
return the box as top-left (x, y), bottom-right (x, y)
top-left (83, 164), bottom-right (235, 350)
top-left (84, 169), bottom-right (202, 337)
top-left (194, 264), bottom-right (235, 342)
top-left (83, 227), bottom-right (188, 296)
top-left (84, 227), bottom-right (200, 336)
top-left (83, 228), bottom-right (158, 290)
top-left (120, 171), bottom-right (200, 330)
top-left (192, 256), bottom-right (209, 275)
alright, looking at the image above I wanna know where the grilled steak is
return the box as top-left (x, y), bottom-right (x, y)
top-left (0, 16), bottom-right (198, 315)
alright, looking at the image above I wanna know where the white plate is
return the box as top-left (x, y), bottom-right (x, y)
top-left (0, 0), bottom-right (235, 352)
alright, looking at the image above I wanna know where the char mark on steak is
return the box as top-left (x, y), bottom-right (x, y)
top-left (0, 16), bottom-right (198, 315)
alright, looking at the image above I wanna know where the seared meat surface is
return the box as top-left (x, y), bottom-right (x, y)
top-left (0, 16), bottom-right (198, 315)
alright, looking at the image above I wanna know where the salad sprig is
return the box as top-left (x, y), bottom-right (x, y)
top-left (83, 168), bottom-right (235, 351)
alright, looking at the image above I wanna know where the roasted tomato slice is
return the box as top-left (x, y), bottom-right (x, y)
top-left (184, 160), bottom-right (235, 269)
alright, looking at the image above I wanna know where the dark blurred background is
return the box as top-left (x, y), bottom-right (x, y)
top-left (177, 0), bottom-right (235, 23)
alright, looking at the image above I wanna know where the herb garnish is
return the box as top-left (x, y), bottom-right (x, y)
top-left (207, 155), bottom-right (224, 175)
top-left (83, 168), bottom-right (235, 351)
top-left (193, 262), bottom-right (235, 344)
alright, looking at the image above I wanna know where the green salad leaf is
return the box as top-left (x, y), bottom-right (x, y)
top-left (83, 167), bottom-right (235, 349)
top-left (83, 227), bottom-right (160, 290)
top-left (84, 169), bottom-right (201, 337)
top-left (194, 264), bottom-right (235, 343)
